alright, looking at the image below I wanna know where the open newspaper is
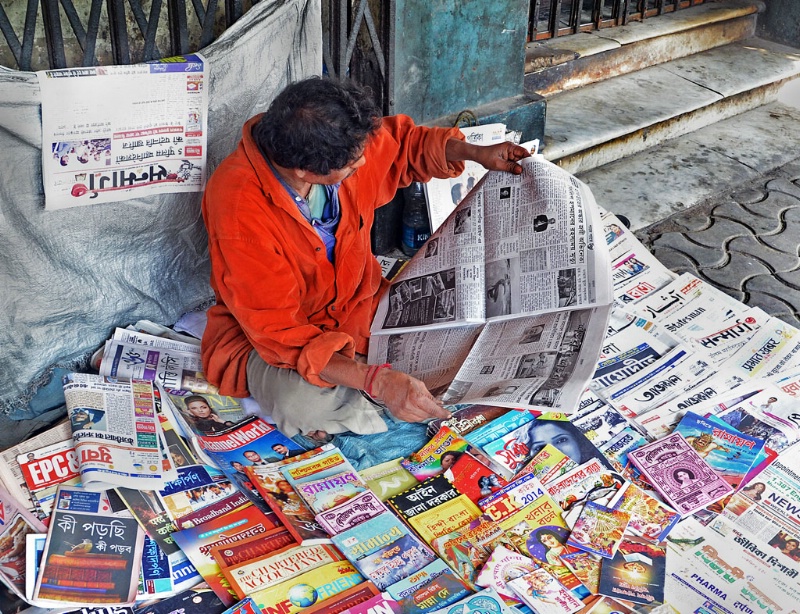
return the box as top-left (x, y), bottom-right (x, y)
top-left (369, 156), bottom-right (613, 412)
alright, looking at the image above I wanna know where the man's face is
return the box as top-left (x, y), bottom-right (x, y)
top-left (243, 451), bottom-right (261, 463)
top-left (305, 151), bottom-right (367, 185)
top-left (273, 444), bottom-right (289, 455)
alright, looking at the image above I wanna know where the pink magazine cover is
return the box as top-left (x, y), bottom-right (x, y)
top-left (628, 433), bottom-right (733, 516)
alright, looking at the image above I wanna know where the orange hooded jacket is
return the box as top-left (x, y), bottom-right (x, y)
top-left (201, 114), bottom-right (465, 397)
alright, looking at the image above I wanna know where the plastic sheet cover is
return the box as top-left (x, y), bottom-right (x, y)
top-left (0, 0), bottom-right (321, 428)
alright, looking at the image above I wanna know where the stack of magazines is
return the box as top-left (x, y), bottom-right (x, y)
top-left (0, 157), bottom-right (799, 614)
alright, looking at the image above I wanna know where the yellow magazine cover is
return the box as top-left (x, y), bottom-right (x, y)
top-left (249, 560), bottom-right (363, 614)
top-left (408, 494), bottom-right (481, 544)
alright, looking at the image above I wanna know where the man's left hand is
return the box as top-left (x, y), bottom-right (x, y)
top-left (474, 142), bottom-right (532, 175)
top-left (445, 138), bottom-right (532, 176)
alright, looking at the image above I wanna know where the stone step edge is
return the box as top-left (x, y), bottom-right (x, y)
top-left (525, 0), bottom-right (761, 97)
top-left (549, 79), bottom-right (792, 175)
top-left (525, 0), bottom-right (763, 74)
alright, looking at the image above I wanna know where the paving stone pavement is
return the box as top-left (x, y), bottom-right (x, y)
top-left (636, 157), bottom-right (800, 328)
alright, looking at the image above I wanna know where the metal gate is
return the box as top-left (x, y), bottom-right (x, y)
top-left (0, 0), bottom-right (704, 113)
top-left (530, 0), bottom-right (705, 40)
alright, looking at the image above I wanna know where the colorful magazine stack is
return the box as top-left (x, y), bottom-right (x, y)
top-left (9, 204), bottom-right (800, 614)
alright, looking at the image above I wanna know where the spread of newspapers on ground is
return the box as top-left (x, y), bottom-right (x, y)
top-left (4, 155), bottom-right (800, 614)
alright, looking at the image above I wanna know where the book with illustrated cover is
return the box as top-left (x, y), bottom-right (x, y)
top-left (170, 503), bottom-right (281, 605)
top-left (496, 492), bottom-right (566, 559)
top-left (223, 543), bottom-right (345, 599)
top-left (24, 533), bottom-right (47, 607)
top-left (385, 559), bottom-right (461, 601)
top-left (628, 432), bottom-right (734, 516)
top-left (331, 512), bottom-right (407, 560)
top-left (332, 513), bottom-right (436, 588)
top-left (479, 472), bottom-right (546, 521)
top-left (315, 489), bottom-right (386, 536)
top-left (497, 499), bottom-right (587, 600)
top-left (430, 517), bottom-right (509, 588)
top-left (426, 405), bottom-right (513, 439)
top-left (296, 470), bottom-right (367, 514)
top-left (465, 410), bottom-right (536, 450)
top-left (165, 400), bottom-right (303, 517)
top-left (607, 482), bottom-right (679, 543)
top-left (474, 544), bottom-right (535, 605)
top-left (401, 427), bottom-right (471, 481)
top-left (566, 502), bottom-right (630, 559)
top-left (446, 452), bottom-right (507, 504)
top-left (280, 447), bottom-right (357, 492)
top-left (135, 586), bottom-right (228, 614)
top-left (481, 421), bottom-right (535, 477)
top-left (597, 537), bottom-right (666, 605)
top-left (0, 485), bottom-right (47, 600)
top-left (210, 526), bottom-right (296, 570)
top-left (116, 487), bottom-right (179, 556)
top-left (137, 535), bottom-right (175, 599)
top-left (508, 568), bottom-right (584, 614)
top-left (245, 451), bottom-right (329, 545)
top-left (583, 596), bottom-right (635, 614)
top-left (394, 570), bottom-right (471, 614)
top-left (221, 597), bottom-right (261, 614)
top-left (301, 581), bottom-right (381, 614)
top-left (359, 458), bottom-right (418, 502)
top-left (344, 592), bottom-right (402, 614)
top-left (249, 560), bottom-right (364, 614)
top-left (33, 485), bottom-right (145, 606)
top-left (518, 443), bottom-right (578, 484)
top-left (543, 460), bottom-right (625, 527)
top-left (560, 551), bottom-right (601, 594)
top-left (427, 587), bottom-right (518, 614)
top-left (674, 411), bottom-right (765, 493)
top-left (597, 427), bottom-right (653, 492)
top-left (354, 533), bottom-right (437, 591)
top-left (157, 464), bottom-right (246, 529)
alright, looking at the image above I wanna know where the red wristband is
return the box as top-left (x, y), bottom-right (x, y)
top-left (365, 363), bottom-right (391, 398)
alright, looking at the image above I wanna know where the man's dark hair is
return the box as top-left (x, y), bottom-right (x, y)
top-left (252, 77), bottom-right (381, 175)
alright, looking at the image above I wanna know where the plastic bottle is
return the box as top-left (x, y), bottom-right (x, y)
top-left (400, 182), bottom-right (431, 257)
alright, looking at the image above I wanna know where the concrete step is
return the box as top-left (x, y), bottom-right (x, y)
top-left (525, 0), bottom-right (762, 96)
top-left (576, 88), bottom-right (800, 232)
top-left (542, 37), bottom-right (800, 174)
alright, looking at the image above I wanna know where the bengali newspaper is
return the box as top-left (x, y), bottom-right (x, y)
top-left (62, 373), bottom-right (177, 490)
top-left (38, 54), bottom-right (209, 210)
top-left (369, 156), bottom-right (613, 412)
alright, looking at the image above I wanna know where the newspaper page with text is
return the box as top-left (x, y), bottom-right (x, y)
top-left (62, 373), bottom-right (177, 490)
top-left (38, 54), bottom-right (209, 210)
top-left (370, 156), bottom-right (613, 412)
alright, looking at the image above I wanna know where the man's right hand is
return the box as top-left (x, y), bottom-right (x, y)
top-left (370, 368), bottom-right (450, 423)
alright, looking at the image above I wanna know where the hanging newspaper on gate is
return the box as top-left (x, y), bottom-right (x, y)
top-left (37, 53), bottom-right (209, 210)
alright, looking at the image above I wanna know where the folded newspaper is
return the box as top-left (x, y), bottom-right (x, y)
top-left (369, 156), bottom-right (613, 412)
top-left (61, 373), bottom-right (178, 491)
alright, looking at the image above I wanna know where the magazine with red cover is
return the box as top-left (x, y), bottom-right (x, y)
top-left (170, 502), bottom-right (281, 605)
top-left (246, 449), bottom-right (332, 546)
top-left (210, 526), bottom-right (296, 570)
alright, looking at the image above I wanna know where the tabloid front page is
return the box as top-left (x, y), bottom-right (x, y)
top-left (370, 156), bottom-right (612, 412)
top-left (38, 54), bottom-right (208, 210)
